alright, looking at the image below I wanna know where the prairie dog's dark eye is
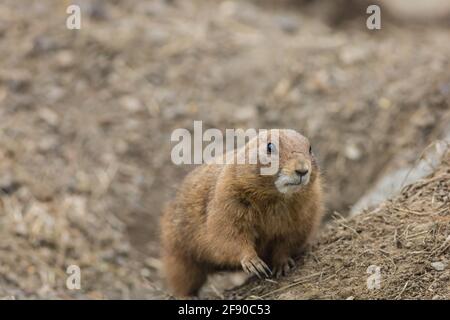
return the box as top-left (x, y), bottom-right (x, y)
top-left (267, 142), bottom-right (276, 154)
top-left (309, 145), bottom-right (312, 154)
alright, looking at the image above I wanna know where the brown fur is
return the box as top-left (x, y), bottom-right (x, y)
top-left (160, 129), bottom-right (324, 297)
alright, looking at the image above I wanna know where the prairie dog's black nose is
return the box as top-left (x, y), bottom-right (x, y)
top-left (295, 169), bottom-right (309, 177)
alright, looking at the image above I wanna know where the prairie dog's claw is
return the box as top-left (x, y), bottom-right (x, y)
top-left (241, 256), bottom-right (272, 279)
top-left (273, 258), bottom-right (296, 278)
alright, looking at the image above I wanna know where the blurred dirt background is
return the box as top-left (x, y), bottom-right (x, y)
top-left (0, 0), bottom-right (449, 299)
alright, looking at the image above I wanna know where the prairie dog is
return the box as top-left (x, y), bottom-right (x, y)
top-left (161, 129), bottom-right (324, 297)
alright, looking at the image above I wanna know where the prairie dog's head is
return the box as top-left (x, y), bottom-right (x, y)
top-left (233, 129), bottom-right (318, 196)
top-left (246, 129), bottom-right (317, 195)
top-left (271, 130), bottom-right (317, 194)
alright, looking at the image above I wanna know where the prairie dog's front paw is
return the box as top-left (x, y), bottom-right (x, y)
top-left (241, 256), bottom-right (272, 279)
top-left (273, 257), bottom-right (295, 278)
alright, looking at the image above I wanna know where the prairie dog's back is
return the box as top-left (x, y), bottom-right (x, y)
top-left (161, 164), bottom-right (222, 254)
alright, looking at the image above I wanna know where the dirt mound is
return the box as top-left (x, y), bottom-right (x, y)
top-left (224, 152), bottom-right (450, 300)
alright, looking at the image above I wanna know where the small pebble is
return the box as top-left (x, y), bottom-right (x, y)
top-left (119, 96), bottom-right (143, 113)
top-left (276, 15), bottom-right (299, 34)
top-left (431, 261), bottom-right (446, 271)
top-left (345, 143), bottom-right (362, 161)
